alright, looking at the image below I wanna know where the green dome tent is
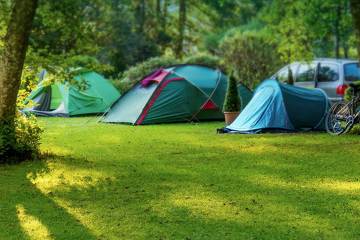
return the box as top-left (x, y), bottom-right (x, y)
top-left (225, 79), bottom-right (330, 133)
top-left (24, 70), bottom-right (120, 117)
top-left (102, 64), bottom-right (252, 125)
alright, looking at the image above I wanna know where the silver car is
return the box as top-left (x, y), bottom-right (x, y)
top-left (271, 58), bottom-right (360, 102)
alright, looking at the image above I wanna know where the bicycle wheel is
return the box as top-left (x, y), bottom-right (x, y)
top-left (325, 102), bottom-right (354, 135)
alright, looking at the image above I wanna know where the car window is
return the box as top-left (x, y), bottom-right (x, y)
top-left (318, 63), bottom-right (339, 82)
top-left (344, 63), bottom-right (360, 81)
top-left (276, 64), bottom-right (298, 82)
top-left (296, 63), bottom-right (315, 82)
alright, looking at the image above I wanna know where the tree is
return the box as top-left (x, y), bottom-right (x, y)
top-left (223, 73), bottom-right (241, 113)
top-left (175, 0), bottom-right (186, 58)
top-left (0, 0), bottom-right (38, 155)
top-left (220, 31), bottom-right (281, 88)
top-left (134, 0), bottom-right (146, 34)
top-left (350, 0), bottom-right (360, 60)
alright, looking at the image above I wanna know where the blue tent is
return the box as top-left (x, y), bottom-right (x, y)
top-left (225, 79), bottom-right (330, 133)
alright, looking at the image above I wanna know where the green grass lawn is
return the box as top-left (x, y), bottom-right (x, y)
top-left (1, 117), bottom-right (360, 239)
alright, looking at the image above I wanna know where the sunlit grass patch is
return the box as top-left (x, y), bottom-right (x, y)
top-left (17, 204), bottom-right (52, 240)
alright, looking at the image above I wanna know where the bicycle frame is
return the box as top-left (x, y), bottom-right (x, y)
top-left (347, 95), bottom-right (360, 123)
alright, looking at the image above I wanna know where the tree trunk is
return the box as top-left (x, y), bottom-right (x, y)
top-left (162, 0), bottom-right (169, 31)
top-left (350, 0), bottom-right (360, 61)
top-left (334, 3), bottom-right (341, 58)
top-left (135, 0), bottom-right (146, 33)
top-left (156, 0), bottom-right (161, 23)
top-left (155, 0), bottom-right (162, 41)
top-left (175, 0), bottom-right (186, 58)
top-left (343, 43), bottom-right (349, 58)
top-left (0, 0), bottom-right (38, 152)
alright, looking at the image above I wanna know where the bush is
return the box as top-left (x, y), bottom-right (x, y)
top-left (344, 81), bottom-right (360, 102)
top-left (117, 53), bottom-right (226, 93)
top-left (14, 113), bottom-right (42, 158)
top-left (121, 56), bottom-right (179, 86)
top-left (350, 125), bottom-right (360, 135)
top-left (0, 113), bottom-right (42, 163)
top-left (220, 30), bottom-right (282, 88)
top-left (184, 53), bottom-right (225, 71)
top-left (223, 74), bottom-right (241, 112)
top-left (0, 69), bottom-right (43, 163)
top-left (109, 78), bottom-right (131, 93)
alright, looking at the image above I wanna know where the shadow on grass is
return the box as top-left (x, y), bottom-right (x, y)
top-left (4, 128), bottom-right (360, 239)
top-left (0, 159), bottom-right (96, 240)
top-left (42, 140), bottom-right (360, 239)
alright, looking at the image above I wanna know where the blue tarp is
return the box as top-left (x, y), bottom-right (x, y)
top-left (226, 79), bottom-right (330, 133)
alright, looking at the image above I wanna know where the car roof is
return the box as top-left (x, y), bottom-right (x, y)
top-left (289, 58), bottom-right (358, 66)
top-left (314, 58), bottom-right (358, 64)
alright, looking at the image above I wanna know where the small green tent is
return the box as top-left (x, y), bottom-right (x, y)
top-left (102, 64), bottom-right (252, 125)
top-left (24, 70), bottom-right (120, 117)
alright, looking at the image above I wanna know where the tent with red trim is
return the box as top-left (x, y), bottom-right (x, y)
top-left (102, 65), bottom-right (252, 125)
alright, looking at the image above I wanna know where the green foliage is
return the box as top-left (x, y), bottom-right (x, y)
top-left (29, 0), bottom-right (165, 74)
top-left (261, 0), bottom-right (356, 60)
top-left (275, 2), bottom-right (314, 64)
top-left (0, 113), bottom-right (42, 163)
top-left (120, 56), bottom-right (179, 88)
top-left (344, 81), bottom-right (360, 101)
top-left (109, 78), bottom-right (130, 93)
top-left (350, 125), bottom-right (360, 135)
top-left (223, 73), bottom-right (241, 112)
top-left (118, 53), bottom-right (225, 93)
top-left (0, 65), bottom-right (44, 162)
top-left (24, 53), bottom-right (115, 93)
top-left (202, 32), bottom-right (226, 54)
top-left (184, 53), bottom-right (225, 71)
top-left (220, 30), bottom-right (282, 88)
top-left (0, 0), bottom-right (11, 49)
top-left (14, 114), bottom-right (42, 159)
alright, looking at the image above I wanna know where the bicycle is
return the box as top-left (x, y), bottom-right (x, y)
top-left (325, 83), bottom-right (360, 135)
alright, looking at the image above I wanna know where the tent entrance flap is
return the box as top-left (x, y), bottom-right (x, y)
top-left (104, 83), bottom-right (158, 124)
top-left (202, 100), bottom-right (218, 110)
top-left (34, 87), bottom-right (52, 111)
top-left (50, 84), bottom-right (63, 110)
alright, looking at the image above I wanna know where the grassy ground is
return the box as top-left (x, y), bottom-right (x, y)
top-left (1, 117), bottom-right (360, 240)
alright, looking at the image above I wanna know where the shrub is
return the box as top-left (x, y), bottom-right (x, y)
top-left (184, 53), bottom-right (225, 71)
top-left (0, 113), bottom-right (42, 163)
top-left (109, 78), bottom-right (131, 93)
top-left (0, 69), bottom-right (43, 163)
top-left (220, 31), bottom-right (282, 88)
top-left (223, 74), bottom-right (241, 112)
top-left (344, 81), bottom-right (360, 102)
top-left (14, 113), bottom-right (42, 158)
top-left (350, 125), bottom-right (360, 135)
top-left (117, 53), bottom-right (226, 93)
top-left (121, 56), bottom-right (179, 86)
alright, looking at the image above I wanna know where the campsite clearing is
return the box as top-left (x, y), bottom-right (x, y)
top-left (1, 117), bottom-right (360, 239)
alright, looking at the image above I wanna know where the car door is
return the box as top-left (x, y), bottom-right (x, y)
top-left (294, 62), bottom-right (316, 89)
top-left (316, 62), bottom-right (340, 99)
